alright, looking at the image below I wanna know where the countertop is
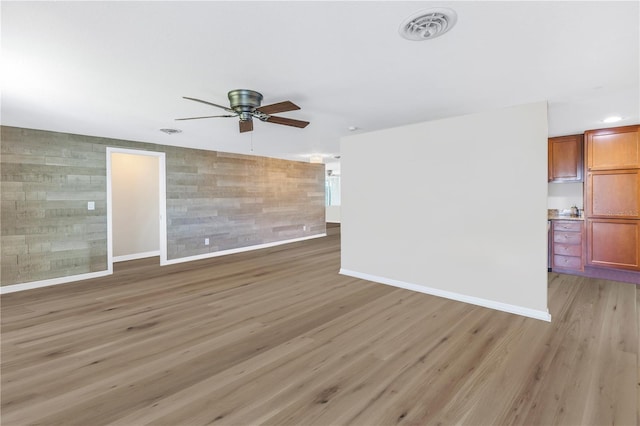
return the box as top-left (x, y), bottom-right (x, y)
top-left (548, 214), bottom-right (584, 221)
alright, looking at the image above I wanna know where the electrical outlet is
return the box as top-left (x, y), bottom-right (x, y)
top-left (204, 238), bottom-right (209, 245)
top-left (303, 225), bottom-right (307, 231)
top-left (87, 201), bottom-right (95, 211)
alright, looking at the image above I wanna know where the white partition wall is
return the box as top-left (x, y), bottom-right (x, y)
top-left (340, 102), bottom-right (550, 321)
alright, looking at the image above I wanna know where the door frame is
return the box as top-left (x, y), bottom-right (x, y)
top-left (106, 147), bottom-right (167, 273)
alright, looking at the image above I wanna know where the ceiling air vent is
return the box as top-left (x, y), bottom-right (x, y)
top-left (159, 128), bottom-right (182, 135)
top-left (399, 8), bottom-right (457, 41)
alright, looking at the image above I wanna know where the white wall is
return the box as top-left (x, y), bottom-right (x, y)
top-left (112, 153), bottom-right (160, 259)
top-left (548, 182), bottom-right (583, 210)
top-left (340, 102), bottom-right (549, 321)
top-left (326, 205), bottom-right (341, 223)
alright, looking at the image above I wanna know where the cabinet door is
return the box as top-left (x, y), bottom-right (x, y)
top-left (548, 134), bottom-right (583, 182)
top-left (585, 125), bottom-right (640, 170)
top-left (586, 169), bottom-right (640, 218)
top-left (586, 219), bottom-right (640, 270)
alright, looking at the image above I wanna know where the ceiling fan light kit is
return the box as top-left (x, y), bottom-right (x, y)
top-left (177, 89), bottom-right (309, 133)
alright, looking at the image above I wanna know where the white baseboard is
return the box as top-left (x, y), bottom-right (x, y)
top-left (163, 233), bottom-right (327, 265)
top-left (1, 234), bottom-right (327, 294)
top-left (0, 270), bottom-right (112, 295)
top-left (339, 268), bottom-right (551, 322)
top-left (113, 250), bottom-right (161, 263)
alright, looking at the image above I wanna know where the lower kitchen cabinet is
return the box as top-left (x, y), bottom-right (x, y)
top-left (586, 218), bottom-right (640, 270)
top-left (551, 220), bottom-right (584, 273)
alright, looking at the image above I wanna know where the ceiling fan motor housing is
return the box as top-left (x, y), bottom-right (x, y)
top-left (228, 89), bottom-right (263, 121)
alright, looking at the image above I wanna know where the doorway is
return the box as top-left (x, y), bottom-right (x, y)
top-left (106, 148), bottom-right (167, 273)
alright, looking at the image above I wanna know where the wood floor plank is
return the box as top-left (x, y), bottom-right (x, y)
top-left (1, 230), bottom-right (637, 425)
top-left (136, 287), bottom-right (418, 425)
top-left (227, 295), bottom-right (460, 425)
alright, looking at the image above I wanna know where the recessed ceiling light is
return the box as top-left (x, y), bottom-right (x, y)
top-left (160, 128), bottom-right (182, 135)
top-left (602, 116), bottom-right (623, 123)
top-left (347, 126), bottom-right (359, 131)
top-left (309, 155), bottom-right (323, 164)
top-left (399, 8), bottom-right (457, 41)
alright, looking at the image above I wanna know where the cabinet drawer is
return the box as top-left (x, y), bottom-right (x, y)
top-left (553, 231), bottom-right (582, 245)
top-left (552, 221), bottom-right (582, 232)
top-left (553, 243), bottom-right (582, 257)
top-left (553, 255), bottom-right (582, 270)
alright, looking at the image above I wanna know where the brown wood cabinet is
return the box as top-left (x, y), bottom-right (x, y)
top-left (586, 169), bottom-right (640, 218)
top-left (551, 220), bottom-right (584, 272)
top-left (584, 124), bottom-right (640, 272)
top-left (548, 134), bottom-right (583, 182)
top-left (586, 219), bottom-right (640, 270)
top-left (585, 125), bottom-right (640, 170)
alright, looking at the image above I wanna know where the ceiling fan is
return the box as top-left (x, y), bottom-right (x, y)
top-left (176, 89), bottom-right (310, 133)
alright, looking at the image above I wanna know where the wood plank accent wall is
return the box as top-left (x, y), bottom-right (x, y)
top-left (162, 147), bottom-right (326, 259)
top-left (0, 126), bottom-right (325, 286)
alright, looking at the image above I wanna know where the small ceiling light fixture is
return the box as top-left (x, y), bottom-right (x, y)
top-left (348, 126), bottom-right (359, 131)
top-left (160, 128), bottom-right (182, 135)
top-left (399, 7), bottom-right (458, 41)
top-left (602, 115), bottom-right (623, 124)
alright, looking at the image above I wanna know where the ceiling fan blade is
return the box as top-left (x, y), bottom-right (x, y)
top-left (239, 119), bottom-right (254, 133)
top-left (175, 115), bottom-right (236, 121)
top-left (256, 101), bottom-right (300, 115)
top-left (182, 96), bottom-right (235, 113)
top-left (265, 115), bottom-right (310, 129)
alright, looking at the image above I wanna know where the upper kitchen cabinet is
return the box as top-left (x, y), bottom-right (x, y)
top-left (586, 169), bottom-right (640, 218)
top-left (548, 134), bottom-right (583, 182)
top-left (585, 125), bottom-right (640, 170)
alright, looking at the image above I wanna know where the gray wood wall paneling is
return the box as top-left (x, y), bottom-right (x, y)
top-left (1, 126), bottom-right (325, 286)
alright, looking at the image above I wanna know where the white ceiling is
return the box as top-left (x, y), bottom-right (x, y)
top-left (2, 1), bottom-right (638, 172)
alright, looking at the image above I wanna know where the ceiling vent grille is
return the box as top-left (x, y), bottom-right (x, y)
top-left (159, 128), bottom-right (182, 135)
top-left (399, 8), bottom-right (457, 41)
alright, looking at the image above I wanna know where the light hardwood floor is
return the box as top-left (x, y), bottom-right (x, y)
top-left (1, 227), bottom-right (638, 425)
